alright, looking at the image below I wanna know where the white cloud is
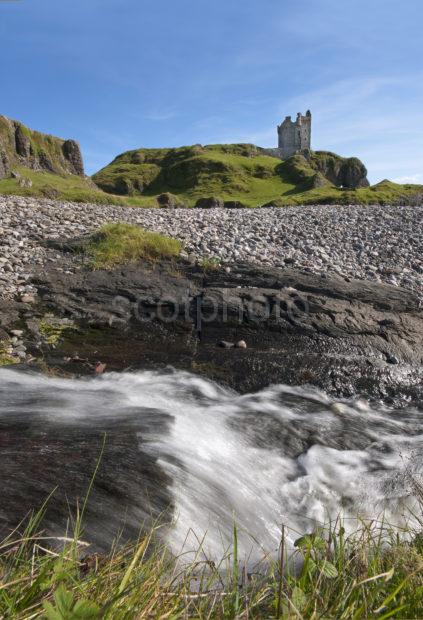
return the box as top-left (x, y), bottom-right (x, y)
top-left (392, 174), bottom-right (423, 184)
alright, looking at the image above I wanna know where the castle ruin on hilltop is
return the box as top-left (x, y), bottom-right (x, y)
top-left (277, 110), bottom-right (311, 158)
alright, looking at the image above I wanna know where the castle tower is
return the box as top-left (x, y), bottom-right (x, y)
top-left (277, 110), bottom-right (311, 159)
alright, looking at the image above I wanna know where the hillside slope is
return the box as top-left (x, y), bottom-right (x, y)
top-left (0, 115), bottom-right (126, 204)
top-left (0, 117), bottom-right (421, 207)
top-left (0, 115), bottom-right (84, 177)
top-left (92, 144), bottom-right (423, 207)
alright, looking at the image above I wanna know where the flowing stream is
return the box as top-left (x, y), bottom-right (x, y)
top-left (0, 368), bottom-right (422, 560)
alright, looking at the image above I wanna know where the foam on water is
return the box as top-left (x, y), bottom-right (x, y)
top-left (0, 367), bottom-right (422, 560)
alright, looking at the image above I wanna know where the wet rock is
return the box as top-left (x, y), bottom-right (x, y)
top-left (26, 258), bottom-right (423, 404)
top-left (10, 329), bottom-right (24, 337)
top-left (0, 327), bottom-right (9, 341)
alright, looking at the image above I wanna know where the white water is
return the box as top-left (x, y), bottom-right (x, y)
top-left (0, 368), bottom-right (422, 560)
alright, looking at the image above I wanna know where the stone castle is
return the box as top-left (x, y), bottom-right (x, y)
top-left (277, 110), bottom-right (311, 158)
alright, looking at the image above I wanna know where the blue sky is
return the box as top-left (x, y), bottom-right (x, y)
top-left (0, 0), bottom-right (422, 183)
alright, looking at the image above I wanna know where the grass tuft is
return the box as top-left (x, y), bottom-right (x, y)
top-left (199, 256), bottom-right (222, 272)
top-left (87, 223), bottom-right (182, 269)
top-left (1, 513), bottom-right (423, 618)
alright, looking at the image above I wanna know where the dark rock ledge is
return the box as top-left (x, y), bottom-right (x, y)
top-left (1, 250), bottom-right (422, 406)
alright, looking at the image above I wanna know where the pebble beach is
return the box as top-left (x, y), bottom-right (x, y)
top-left (0, 194), bottom-right (422, 300)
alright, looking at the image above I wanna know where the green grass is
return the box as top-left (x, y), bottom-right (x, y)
top-left (92, 144), bottom-right (298, 208)
top-left (86, 223), bottom-right (182, 268)
top-left (0, 168), bottom-right (138, 206)
top-left (2, 508), bottom-right (423, 618)
top-left (269, 180), bottom-right (423, 207)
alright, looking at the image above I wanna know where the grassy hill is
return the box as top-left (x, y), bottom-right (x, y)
top-left (92, 144), bottom-right (423, 207)
top-left (0, 124), bottom-right (421, 207)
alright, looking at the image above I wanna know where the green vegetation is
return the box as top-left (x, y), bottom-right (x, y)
top-left (92, 144), bottom-right (423, 207)
top-left (92, 144), bottom-right (299, 207)
top-left (199, 256), bottom-right (222, 271)
top-left (86, 223), bottom-right (182, 268)
top-left (265, 180), bottom-right (423, 207)
top-left (39, 317), bottom-right (76, 346)
top-left (1, 128), bottom-right (422, 206)
top-left (0, 168), bottom-right (136, 205)
top-left (0, 340), bottom-right (18, 366)
top-left (2, 506), bottom-right (423, 618)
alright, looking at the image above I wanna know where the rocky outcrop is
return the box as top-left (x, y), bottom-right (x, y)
top-left (278, 152), bottom-right (370, 190)
top-left (310, 151), bottom-right (370, 188)
top-left (0, 115), bottom-right (85, 177)
top-left (14, 125), bottom-right (31, 158)
top-left (21, 254), bottom-right (423, 406)
top-left (62, 139), bottom-right (85, 176)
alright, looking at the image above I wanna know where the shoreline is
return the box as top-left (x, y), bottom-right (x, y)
top-left (0, 194), bottom-right (422, 300)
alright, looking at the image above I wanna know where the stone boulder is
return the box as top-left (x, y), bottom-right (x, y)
top-left (156, 192), bottom-right (185, 208)
top-left (195, 196), bottom-right (224, 209)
